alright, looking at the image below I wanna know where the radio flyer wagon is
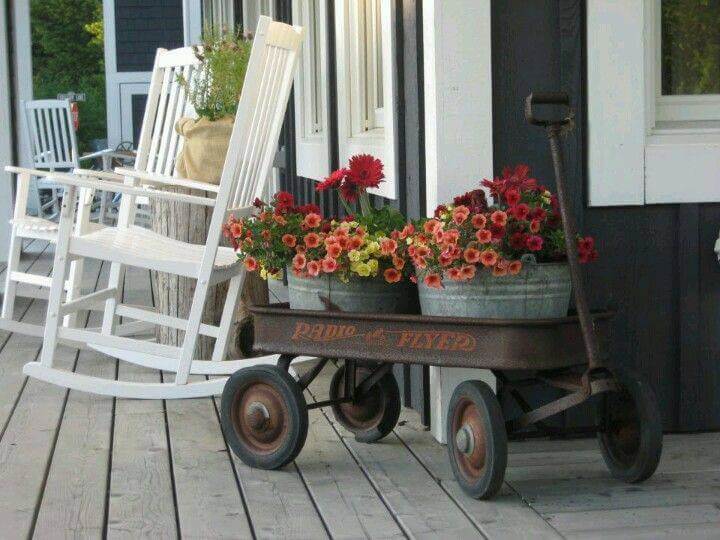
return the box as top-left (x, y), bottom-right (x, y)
top-left (219, 93), bottom-right (663, 499)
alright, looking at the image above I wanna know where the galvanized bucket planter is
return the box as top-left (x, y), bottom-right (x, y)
top-left (287, 268), bottom-right (416, 313)
top-left (418, 262), bottom-right (571, 319)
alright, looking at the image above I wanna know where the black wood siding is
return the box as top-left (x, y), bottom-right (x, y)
top-left (492, 0), bottom-right (720, 432)
top-left (115, 0), bottom-right (184, 72)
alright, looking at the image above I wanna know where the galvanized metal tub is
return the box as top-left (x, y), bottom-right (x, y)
top-left (418, 262), bottom-right (571, 319)
top-left (287, 268), bottom-right (416, 313)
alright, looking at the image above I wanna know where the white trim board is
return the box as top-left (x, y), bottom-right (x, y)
top-left (422, 0), bottom-right (495, 444)
top-left (0, 4), bottom-right (14, 260)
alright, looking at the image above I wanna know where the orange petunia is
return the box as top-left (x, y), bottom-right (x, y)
top-left (493, 262), bottom-right (508, 277)
top-left (476, 229), bottom-right (492, 243)
top-left (446, 267), bottom-right (463, 281)
top-left (384, 267), bottom-right (402, 283)
top-left (307, 260), bottom-right (321, 277)
top-left (303, 213), bottom-right (322, 228)
top-left (529, 219), bottom-right (541, 233)
top-left (423, 219), bottom-right (442, 235)
top-left (463, 247), bottom-right (481, 264)
top-left (460, 265), bottom-right (476, 280)
top-left (292, 253), bottom-right (307, 269)
top-left (380, 238), bottom-right (398, 255)
top-left (392, 255), bottom-right (405, 270)
top-left (471, 214), bottom-right (487, 229)
top-left (244, 256), bottom-right (258, 272)
top-left (282, 234), bottom-right (297, 248)
top-left (229, 222), bottom-right (243, 238)
top-left (491, 210), bottom-right (508, 227)
top-left (321, 257), bottom-right (338, 273)
top-left (304, 232), bottom-right (321, 248)
top-left (348, 235), bottom-right (364, 250)
top-left (273, 214), bottom-right (287, 226)
top-left (327, 243), bottom-right (342, 258)
top-left (424, 273), bottom-right (443, 289)
top-left (480, 249), bottom-right (498, 267)
top-left (452, 205), bottom-right (470, 225)
top-left (508, 260), bottom-right (523, 275)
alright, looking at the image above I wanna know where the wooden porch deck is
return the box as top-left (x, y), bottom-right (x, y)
top-left (1, 241), bottom-right (719, 539)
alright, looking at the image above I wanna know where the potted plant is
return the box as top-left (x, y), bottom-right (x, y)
top-left (176, 29), bottom-right (252, 184)
top-left (409, 164), bottom-right (598, 319)
top-left (225, 155), bottom-right (415, 313)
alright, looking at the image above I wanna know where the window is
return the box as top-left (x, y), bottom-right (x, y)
top-left (587, 1), bottom-right (720, 205)
top-left (292, 0), bottom-right (331, 180)
top-left (202, 0), bottom-right (235, 32)
top-left (655, 0), bottom-right (720, 125)
top-left (242, 0), bottom-right (274, 34)
top-left (335, 0), bottom-right (397, 199)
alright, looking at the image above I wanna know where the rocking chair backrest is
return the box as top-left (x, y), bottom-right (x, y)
top-left (22, 100), bottom-right (79, 171)
top-left (222, 17), bottom-right (305, 212)
top-left (134, 47), bottom-right (202, 177)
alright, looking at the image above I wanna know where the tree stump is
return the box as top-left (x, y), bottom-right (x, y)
top-left (151, 187), bottom-right (268, 360)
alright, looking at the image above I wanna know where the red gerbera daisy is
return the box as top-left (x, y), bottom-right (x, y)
top-left (316, 168), bottom-right (348, 192)
top-left (347, 154), bottom-right (384, 188)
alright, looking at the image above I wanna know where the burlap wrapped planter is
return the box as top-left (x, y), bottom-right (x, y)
top-left (175, 116), bottom-right (234, 184)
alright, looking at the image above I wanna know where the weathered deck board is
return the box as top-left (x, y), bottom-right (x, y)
top-left (165, 381), bottom-right (254, 539)
top-left (295, 406), bottom-right (406, 539)
top-left (32, 262), bottom-right (114, 540)
top-left (0, 255), bottom-right (103, 538)
top-left (106, 266), bottom-right (178, 540)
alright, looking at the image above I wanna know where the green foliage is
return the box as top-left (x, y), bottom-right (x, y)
top-left (661, 0), bottom-right (720, 95)
top-left (31, 0), bottom-right (106, 151)
top-left (357, 205), bottom-right (407, 236)
top-left (179, 29), bottom-right (253, 121)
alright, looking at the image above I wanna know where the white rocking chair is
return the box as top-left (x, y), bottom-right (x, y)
top-left (1, 99), bottom-right (131, 334)
top-left (2, 47), bottom-right (203, 339)
top-left (10, 17), bottom-right (305, 399)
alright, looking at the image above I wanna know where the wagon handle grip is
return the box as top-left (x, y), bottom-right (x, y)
top-left (525, 92), bottom-right (573, 127)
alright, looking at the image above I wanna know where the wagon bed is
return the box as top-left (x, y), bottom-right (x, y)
top-left (251, 303), bottom-right (614, 371)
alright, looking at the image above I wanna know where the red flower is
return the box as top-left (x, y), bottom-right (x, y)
top-left (244, 256), bottom-right (258, 272)
top-left (282, 234), bottom-right (297, 248)
top-left (384, 268), bottom-right (402, 283)
top-left (293, 253), bottom-right (307, 269)
top-left (526, 235), bottom-right (544, 251)
top-left (453, 189), bottom-right (488, 213)
top-left (316, 168), bottom-right (348, 192)
top-left (339, 181), bottom-right (360, 203)
top-left (577, 236), bottom-right (595, 254)
top-left (511, 203), bottom-right (530, 221)
top-left (463, 247), bottom-right (481, 264)
top-left (380, 238), bottom-right (398, 255)
top-left (327, 243), bottom-right (342, 258)
top-left (399, 224), bottom-right (415, 239)
top-left (452, 205), bottom-right (470, 225)
top-left (347, 154), bottom-right (384, 188)
top-left (505, 188), bottom-right (521, 206)
top-left (530, 207), bottom-right (547, 221)
top-left (252, 198), bottom-right (264, 208)
top-left (296, 203), bottom-right (322, 216)
top-left (424, 273), bottom-right (443, 289)
top-left (229, 222), bottom-right (243, 238)
top-left (529, 219), bottom-right (541, 233)
top-left (434, 204), bottom-right (448, 218)
top-left (446, 267), bottom-right (463, 281)
top-left (274, 191), bottom-right (295, 213)
top-left (490, 224), bottom-right (506, 240)
top-left (509, 232), bottom-right (527, 250)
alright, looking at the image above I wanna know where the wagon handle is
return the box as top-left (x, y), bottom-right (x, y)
top-left (524, 92), bottom-right (574, 127)
top-left (525, 92), bottom-right (601, 375)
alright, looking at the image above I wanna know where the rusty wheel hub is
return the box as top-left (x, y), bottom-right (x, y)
top-left (452, 398), bottom-right (487, 481)
top-left (232, 382), bottom-right (289, 454)
top-left (335, 369), bottom-right (385, 431)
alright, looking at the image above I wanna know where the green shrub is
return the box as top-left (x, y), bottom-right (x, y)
top-left (179, 29), bottom-right (253, 121)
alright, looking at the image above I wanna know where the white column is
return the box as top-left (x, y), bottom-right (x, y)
top-left (0, 2), bottom-right (15, 261)
top-left (423, 0), bottom-right (495, 443)
top-left (183, 0), bottom-right (203, 45)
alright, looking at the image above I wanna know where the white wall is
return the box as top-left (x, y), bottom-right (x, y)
top-left (0, 2), bottom-right (15, 262)
top-left (423, 0), bottom-right (495, 443)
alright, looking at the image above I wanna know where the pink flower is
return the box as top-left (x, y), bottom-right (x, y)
top-left (307, 260), bottom-right (321, 277)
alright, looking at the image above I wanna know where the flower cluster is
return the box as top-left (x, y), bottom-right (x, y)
top-left (409, 164), bottom-right (597, 288)
top-left (223, 189), bottom-right (409, 284)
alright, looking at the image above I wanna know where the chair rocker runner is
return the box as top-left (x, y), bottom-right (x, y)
top-left (14, 17), bottom-right (305, 399)
top-left (1, 99), bottom-right (134, 338)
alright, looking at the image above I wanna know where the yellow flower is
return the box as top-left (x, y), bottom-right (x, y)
top-left (368, 259), bottom-right (379, 274)
top-left (354, 262), bottom-right (371, 277)
top-left (366, 241), bottom-right (380, 255)
top-left (348, 249), bottom-right (362, 262)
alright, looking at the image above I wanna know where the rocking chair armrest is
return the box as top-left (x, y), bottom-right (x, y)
top-left (78, 148), bottom-right (136, 162)
top-left (4, 166), bottom-right (216, 207)
top-left (114, 167), bottom-right (221, 194)
top-left (72, 168), bottom-right (125, 182)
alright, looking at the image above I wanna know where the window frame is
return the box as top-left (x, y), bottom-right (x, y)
top-left (587, 0), bottom-right (720, 206)
top-left (335, 0), bottom-right (398, 200)
top-left (291, 0), bottom-right (332, 180)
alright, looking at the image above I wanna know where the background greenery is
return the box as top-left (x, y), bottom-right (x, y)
top-left (31, 0), bottom-right (105, 151)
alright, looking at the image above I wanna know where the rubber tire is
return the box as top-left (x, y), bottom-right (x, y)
top-left (447, 380), bottom-right (507, 500)
top-left (221, 365), bottom-right (308, 470)
top-left (329, 364), bottom-right (401, 443)
top-left (597, 368), bottom-right (663, 483)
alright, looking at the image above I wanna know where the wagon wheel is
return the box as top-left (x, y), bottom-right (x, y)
top-left (447, 380), bottom-right (507, 500)
top-left (329, 364), bottom-right (401, 443)
top-left (596, 368), bottom-right (662, 483)
top-left (221, 365), bottom-right (308, 469)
